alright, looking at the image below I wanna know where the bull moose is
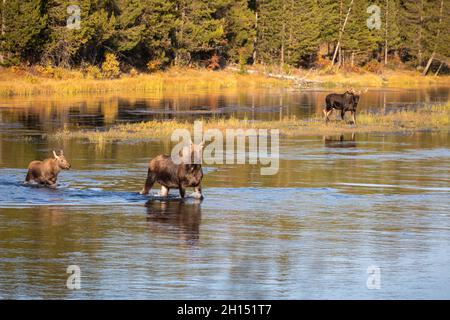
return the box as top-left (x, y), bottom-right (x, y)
top-left (324, 90), bottom-right (361, 124)
top-left (140, 141), bottom-right (205, 199)
top-left (25, 150), bottom-right (71, 187)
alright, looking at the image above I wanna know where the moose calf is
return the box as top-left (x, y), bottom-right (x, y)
top-left (25, 150), bottom-right (71, 187)
top-left (140, 142), bottom-right (205, 199)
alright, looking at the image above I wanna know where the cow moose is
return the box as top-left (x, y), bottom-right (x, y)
top-left (324, 89), bottom-right (360, 124)
top-left (25, 150), bottom-right (71, 187)
top-left (140, 141), bottom-right (205, 199)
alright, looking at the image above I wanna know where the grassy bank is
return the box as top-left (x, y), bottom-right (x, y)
top-left (312, 70), bottom-right (450, 88)
top-left (0, 67), bottom-right (288, 96)
top-left (1, 66), bottom-right (449, 96)
top-left (50, 104), bottom-right (450, 143)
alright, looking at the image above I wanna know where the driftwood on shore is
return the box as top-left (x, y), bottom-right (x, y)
top-left (265, 72), bottom-right (323, 86)
top-left (227, 66), bottom-right (323, 87)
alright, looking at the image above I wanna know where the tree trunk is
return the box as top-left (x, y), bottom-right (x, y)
top-left (336, 0), bottom-right (343, 67)
top-left (423, 52), bottom-right (435, 76)
top-left (434, 62), bottom-right (443, 76)
top-left (418, 0), bottom-right (424, 66)
top-left (384, 0), bottom-right (389, 65)
top-left (332, 0), bottom-right (354, 65)
top-left (253, 10), bottom-right (258, 65)
top-left (422, 0), bottom-right (444, 76)
top-left (287, 0), bottom-right (294, 63)
top-left (0, 0), bottom-right (5, 64)
top-left (175, 2), bottom-right (186, 66)
top-left (280, 0), bottom-right (286, 68)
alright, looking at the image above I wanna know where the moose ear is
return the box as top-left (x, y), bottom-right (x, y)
top-left (53, 150), bottom-right (58, 159)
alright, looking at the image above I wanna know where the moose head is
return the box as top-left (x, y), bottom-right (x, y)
top-left (52, 150), bottom-right (71, 170)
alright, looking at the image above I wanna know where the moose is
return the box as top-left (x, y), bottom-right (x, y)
top-left (25, 150), bottom-right (71, 187)
top-left (140, 141), bottom-right (205, 199)
top-left (324, 89), bottom-right (361, 124)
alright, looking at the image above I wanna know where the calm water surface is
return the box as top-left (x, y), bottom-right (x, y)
top-left (0, 87), bottom-right (449, 299)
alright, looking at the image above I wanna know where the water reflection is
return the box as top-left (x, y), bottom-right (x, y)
top-left (323, 133), bottom-right (357, 148)
top-left (1, 87), bottom-right (449, 133)
top-left (146, 198), bottom-right (202, 246)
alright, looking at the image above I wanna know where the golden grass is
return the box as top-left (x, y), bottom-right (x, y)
top-left (0, 67), bottom-right (288, 96)
top-left (311, 70), bottom-right (450, 88)
top-left (2, 66), bottom-right (450, 96)
top-left (50, 104), bottom-right (450, 143)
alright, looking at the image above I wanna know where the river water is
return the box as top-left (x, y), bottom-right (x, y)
top-left (0, 87), bottom-right (449, 299)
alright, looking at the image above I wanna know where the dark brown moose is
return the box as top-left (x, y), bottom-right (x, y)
top-left (324, 89), bottom-right (360, 124)
top-left (25, 150), bottom-right (71, 187)
top-left (140, 142), bottom-right (205, 199)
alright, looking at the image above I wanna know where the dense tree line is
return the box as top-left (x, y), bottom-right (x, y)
top-left (0, 0), bottom-right (449, 74)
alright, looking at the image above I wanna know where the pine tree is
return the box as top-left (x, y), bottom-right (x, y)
top-left (257, 0), bottom-right (284, 65)
top-left (434, 0), bottom-right (450, 67)
top-left (43, 0), bottom-right (115, 67)
top-left (114, 0), bottom-right (177, 69)
top-left (223, 0), bottom-right (256, 64)
top-left (317, 0), bottom-right (340, 57)
top-left (175, 0), bottom-right (228, 65)
top-left (285, 0), bottom-right (320, 67)
top-left (382, 0), bottom-right (402, 64)
top-left (340, 0), bottom-right (380, 66)
top-left (400, 0), bottom-right (426, 67)
top-left (422, 0), bottom-right (445, 74)
top-left (0, 0), bottom-right (47, 65)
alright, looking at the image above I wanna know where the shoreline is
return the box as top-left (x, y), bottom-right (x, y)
top-left (1, 67), bottom-right (450, 97)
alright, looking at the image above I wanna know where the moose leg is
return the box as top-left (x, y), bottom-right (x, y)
top-left (47, 182), bottom-right (57, 189)
top-left (324, 109), bottom-right (333, 123)
top-left (179, 187), bottom-right (186, 198)
top-left (24, 170), bottom-right (32, 184)
top-left (159, 186), bottom-right (170, 197)
top-left (341, 110), bottom-right (346, 121)
top-left (192, 186), bottom-right (203, 200)
top-left (47, 177), bottom-right (57, 188)
top-left (140, 169), bottom-right (155, 195)
top-left (352, 111), bottom-right (357, 125)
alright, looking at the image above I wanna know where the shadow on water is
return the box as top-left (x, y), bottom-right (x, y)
top-left (145, 198), bottom-right (202, 246)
